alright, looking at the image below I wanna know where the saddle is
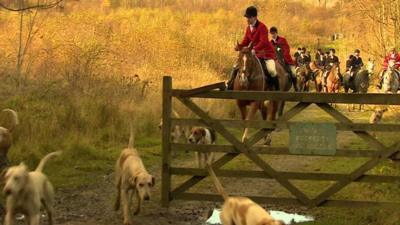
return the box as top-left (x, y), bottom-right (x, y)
top-left (256, 58), bottom-right (271, 79)
top-left (384, 69), bottom-right (400, 80)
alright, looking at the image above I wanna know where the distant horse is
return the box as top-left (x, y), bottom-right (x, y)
top-left (295, 65), bottom-right (312, 92)
top-left (310, 61), bottom-right (324, 92)
top-left (343, 60), bottom-right (374, 110)
top-left (326, 64), bottom-right (341, 93)
top-left (234, 43), bottom-right (290, 144)
top-left (382, 60), bottom-right (399, 93)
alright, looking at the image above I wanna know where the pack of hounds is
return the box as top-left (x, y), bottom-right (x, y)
top-left (0, 107), bottom-right (388, 225)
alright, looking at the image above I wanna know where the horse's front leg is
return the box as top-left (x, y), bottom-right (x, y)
top-left (267, 100), bottom-right (279, 121)
top-left (242, 101), bottom-right (258, 143)
top-left (237, 100), bottom-right (247, 120)
top-left (263, 100), bottom-right (279, 146)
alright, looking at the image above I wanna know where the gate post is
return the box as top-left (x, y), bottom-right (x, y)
top-left (161, 76), bottom-right (172, 208)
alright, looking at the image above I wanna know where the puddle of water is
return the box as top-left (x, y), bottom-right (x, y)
top-left (206, 209), bottom-right (314, 225)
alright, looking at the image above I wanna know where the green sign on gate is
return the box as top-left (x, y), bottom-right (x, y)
top-left (289, 123), bottom-right (337, 156)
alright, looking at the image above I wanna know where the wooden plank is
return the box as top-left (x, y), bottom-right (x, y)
top-left (309, 142), bottom-right (400, 207)
top-left (245, 128), bottom-right (273, 146)
top-left (170, 167), bottom-right (400, 183)
top-left (177, 97), bottom-right (311, 205)
top-left (279, 102), bottom-right (311, 120)
top-left (172, 118), bottom-right (400, 132)
top-left (175, 82), bottom-right (226, 97)
top-left (246, 103), bottom-right (311, 146)
top-left (172, 90), bottom-right (400, 105)
top-left (173, 193), bottom-right (400, 209)
top-left (161, 76), bottom-right (173, 208)
top-left (171, 143), bottom-right (400, 159)
top-left (170, 153), bottom-right (238, 197)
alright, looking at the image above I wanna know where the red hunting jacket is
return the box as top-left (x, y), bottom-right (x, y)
top-left (271, 36), bottom-right (295, 65)
top-left (383, 53), bottom-right (400, 70)
top-left (239, 21), bottom-right (276, 60)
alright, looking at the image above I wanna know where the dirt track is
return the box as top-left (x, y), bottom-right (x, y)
top-left (53, 173), bottom-right (211, 225)
top-left (4, 152), bottom-right (312, 225)
top-left (53, 152), bottom-right (311, 225)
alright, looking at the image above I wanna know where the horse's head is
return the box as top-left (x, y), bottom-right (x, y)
top-left (236, 42), bottom-right (257, 89)
top-left (367, 59), bottom-right (375, 75)
top-left (331, 64), bottom-right (341, 81)
top-left (295, 66), bottom-right (308, 91)
top-left (383, 66), bottom-right (395, 88)
top-left (296, 66), bottom-right (308, 80)
top-left (309, 61), bottom-right (318, 71)
top-left (384, 60), bottom-right (397, 88)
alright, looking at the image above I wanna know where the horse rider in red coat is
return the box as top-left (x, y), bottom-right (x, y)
top-left (226, 6), bottom-right (279, 90)
top-left (270, 26), bottom-right (298, 91)
top-left (377, 46), bottom-right (400, 89)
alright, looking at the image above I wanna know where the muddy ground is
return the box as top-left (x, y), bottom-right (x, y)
top-left (1, 153), bottom-right (316, 225)
top-left (3, 154), bottom-right (313, 225)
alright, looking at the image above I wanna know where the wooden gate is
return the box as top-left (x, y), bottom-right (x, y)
top-left (161, 76), bottom-right (400, 208)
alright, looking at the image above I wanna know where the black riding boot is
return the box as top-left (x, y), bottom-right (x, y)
top-left (311, 71), bottom-right (316, 81)
top-left (339, 73), bottom-right (344, 86)
top-left (291, 73), bottom-right (298, 92)
top-left (377, 76), bottom-right (383, 89)
top-left (227, 66), bottom-right (239, 90)
top-left (376, 78), bottom-right (383, 89)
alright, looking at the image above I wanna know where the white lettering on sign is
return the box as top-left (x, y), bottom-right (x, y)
top-left (289, 123), bottom-right (336, 155)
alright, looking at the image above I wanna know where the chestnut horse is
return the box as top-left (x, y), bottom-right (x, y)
top-left (326, 64), bottom-right (341, 93)
top-left (234, 43), bottom-right (289, 144)
top-left (310, 61), bottom-right (324, 92)
top-left (295, 65), bottom-right (312, 92)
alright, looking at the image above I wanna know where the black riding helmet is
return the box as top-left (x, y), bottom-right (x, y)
top-left (244, 6), bottom-right (257, 18)
top-left (270, 26), bottom-right (278, 33)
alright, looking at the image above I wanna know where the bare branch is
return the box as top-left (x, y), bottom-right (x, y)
top-left (0, 0), bottom-right (64, 12)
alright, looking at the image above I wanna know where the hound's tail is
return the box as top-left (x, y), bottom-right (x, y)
top-left (128, 123), bottom-right (135, 149)
top-left (35, 151), bottom-right (62, 172)
top-left (2, 109), bottom-right (19, 132)
top-left (206, 164), bottom-right (229, 200)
